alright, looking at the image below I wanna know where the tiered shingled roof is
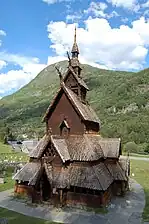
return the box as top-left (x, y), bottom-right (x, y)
top-left (13, 162), bottom-right (41, 185)
top-left (29, 134), bottom-right (51, 159)
top-left (44, 162), bottom-right (126, 190)
top-left (29, 134), bottom-right (121, 161)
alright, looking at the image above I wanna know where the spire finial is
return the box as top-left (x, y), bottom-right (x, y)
top-left (71, 26), bottom-right (79, 54)
top-left (74, 26), bottom-right (77, 44)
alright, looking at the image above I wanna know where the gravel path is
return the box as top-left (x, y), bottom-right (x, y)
top-left (0, 179), bottom-right (147, 224)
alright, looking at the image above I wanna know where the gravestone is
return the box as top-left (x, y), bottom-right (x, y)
top-left (0, 218), bottom-right (8, 224)
top-left (0, 178), bottom-right (4, 184)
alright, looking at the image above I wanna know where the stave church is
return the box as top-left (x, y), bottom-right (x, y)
top-left (13, 28), bottom-right (130, 207)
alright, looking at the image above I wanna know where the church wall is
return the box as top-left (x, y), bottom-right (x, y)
top-left (51, 155), bottom-right (63, 167)
top-left (66, 192), bottom-right (102, 207)
top-left (14, 183), bottom-right (33, 197)
top-left (101, 186), bottom-right (112, 205)
top-left (47, 93), bottom-right (84, 135)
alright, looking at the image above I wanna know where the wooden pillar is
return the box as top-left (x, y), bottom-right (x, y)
top-left (60, 189), bottom-right (63, 205)
top-left (40, 180), bottom-right (43, 200)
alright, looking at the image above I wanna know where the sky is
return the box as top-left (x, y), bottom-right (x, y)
top-left (1, 0), bottom-right (149, 98)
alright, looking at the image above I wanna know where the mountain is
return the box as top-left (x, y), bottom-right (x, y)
top-left (1, 61), bottom-right (149, 148)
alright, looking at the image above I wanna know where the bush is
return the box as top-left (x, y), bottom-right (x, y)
top-left (144, 144), bottom-right (149, 154)
top-left (125, 141), bottom-right (138, 153)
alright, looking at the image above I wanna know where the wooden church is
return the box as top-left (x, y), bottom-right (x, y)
top-left (13, 28), bottom-right (130, 207)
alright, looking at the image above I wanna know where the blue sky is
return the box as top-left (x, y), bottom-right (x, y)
top-left (1, 0), bottom-right (149, 98)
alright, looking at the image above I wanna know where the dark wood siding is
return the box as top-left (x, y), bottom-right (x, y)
top-left (65, 72), bottom-right (78, 88)
top-left (84, 120), bottom-right (100, 133)
top-left (47, 92), bottom-right (84, 135)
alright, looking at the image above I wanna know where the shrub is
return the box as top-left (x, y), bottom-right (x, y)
top-left (125, 141), bottom-right (138, 153)
top-left (144, 144), bottom-right (149, 154)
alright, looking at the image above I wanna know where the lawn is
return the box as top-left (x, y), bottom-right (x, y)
top-left (0, 142), bottom-right (28, 192)
top-left (123, 152), bottom-right (149, 158)
top-left (0, 207), bottom-right (62, 224)
top-left (0, 167), bottom-right (15, 192)
top-left (0, 142), bottom-right (13, 153)
top-left (131, 160), bottom-right (149, 221)
top-left (0, 142), bottom-right (29, 163)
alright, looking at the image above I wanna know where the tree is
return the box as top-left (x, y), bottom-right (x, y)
top-left (125, 142), bottom-right (138, 153)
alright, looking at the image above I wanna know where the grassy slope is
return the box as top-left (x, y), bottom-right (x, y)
top-left (1, 61), bottom-right (149, 144)
top-left (0, 143), bottom-right (28, 192)
top-left (0, 167), bottom-right (14, 192)
top-left (0, 142), bottom-right (12, 153)
top-left (0, 142), bottom-right (28, 162)
top-left (131, 160), bottom-right (149, 221)
top-left (0, 207), bottom-right (61, 224)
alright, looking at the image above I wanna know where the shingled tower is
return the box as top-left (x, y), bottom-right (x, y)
top-left (13, 27), bottom-right (130, 207)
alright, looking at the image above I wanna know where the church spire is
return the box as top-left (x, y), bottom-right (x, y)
top-left (71, 26), bottom-right (79, 57)
top-left (70, 27), bottom-right (82, 77)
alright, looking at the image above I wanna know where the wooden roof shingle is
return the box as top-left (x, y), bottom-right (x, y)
top-left (29, 134), bottom-right (51, 158)
top-left (99, 138), bottom-right (121, 158)
top-left (52, 134), bottom-right (104, 161)
top-left (13, 162), bottom-right (41, 185)
top-left (44, 162), bottom-right (113, 191)
top-left (106, 162), bottom-right (127, 181)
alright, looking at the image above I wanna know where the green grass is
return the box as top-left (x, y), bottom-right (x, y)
top-left (0, 152), bottom-right (28, 163)
top-left (0, 207), bottom-right (62, 224)
top-left (0, 142), bottom-right (28, 192)
top-left (131, 160), bottom-right (149, 221)
top-left (0, 142), bottom-right (29, 163)
top-left (123, 152), bottom-right (149, 157)
top-left (0, 167), bottom-right (14, 192)
top-left (0, 142), bottom-right (13, 153)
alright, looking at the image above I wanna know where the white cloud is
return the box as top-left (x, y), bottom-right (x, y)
top-left (121, 17), bottom-right (129, 23)
top-left (107, 0), bottom-right (139, 10)
top-left (132, 17), bottom-right (149, 45)
top-left (43, 0), bottom-right (57, 3)
top-left (142, 0), bottom-right (149, 8)
top-left (0, 52), bottom-right (39, 67)
top-left (47, 55), bottom-right (67, 64)
top-left (0, 50), bottom-right (46, 96)
top-left (0, 62), bottom-right (46, 95)
top-left (84, 2), bottom-right (119, 19)
top-left (42, 0), bottom-right (71, 4)
top-left (0, 29), bottom-right (6, 47)
top-left (0, 30), bottom-right (6, 36)
top-left (66, 13), bottom-right (82, 22)
top-left (84, 2), bottom-right (108, 18)
top-left (0, 60), bottom-right (7, 70)
top-left (47, 17), bottom-right (149, 70)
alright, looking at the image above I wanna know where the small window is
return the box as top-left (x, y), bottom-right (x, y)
top-left (59, 119), bottom-right (70, 137)
top-left (73, 89), bottom-right (78, 95)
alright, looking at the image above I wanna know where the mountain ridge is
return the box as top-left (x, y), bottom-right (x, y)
top-left (0, 61), bottom-right (149, 149)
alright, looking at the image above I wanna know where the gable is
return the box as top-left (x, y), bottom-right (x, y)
top-left (47, 89), bottom-right (84, 135)
top-left (64, 67), bottom-right (89, 90)
top-left (65, 71), bottom-right (78, 88)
